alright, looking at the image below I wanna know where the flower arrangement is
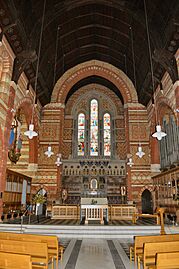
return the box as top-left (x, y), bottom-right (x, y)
top-left (32, 193), bottom-right (46, 204)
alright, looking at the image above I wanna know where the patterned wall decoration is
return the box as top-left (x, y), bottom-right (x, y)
top-left (129, 124), bottom-right (148, 141)
top-left (115, 129), bottom-right (125, 140)
top-left (115, 119), bottom-right (125, 128)
top-left (62, 142), bottom-right (72, 159)
top-left (116, 142), bottom-right (126, 159)
top-left (64, 119), bottom-right (73, 128)
top-left (63, 129), bottom-right (73, 141)
top-left (40, 124), bottom-right (59, 141)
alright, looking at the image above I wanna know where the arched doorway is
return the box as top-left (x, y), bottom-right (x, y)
top-left (142, 189), bottom-right (153, 214)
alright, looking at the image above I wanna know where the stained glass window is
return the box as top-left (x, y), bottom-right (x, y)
top-left (90, 99), bottom-right (98, 156)
top-left (103, 113), bottom-right (111, 156)
top-left (78, 113), bottom-right (85, 156)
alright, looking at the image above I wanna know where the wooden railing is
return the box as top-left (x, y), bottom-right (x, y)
top-left (52, 204), bottom-right (137, 222)
top-left (109, 205), bottom-right (137, 221)
top-left (52, 205), bottom-right (80, 220)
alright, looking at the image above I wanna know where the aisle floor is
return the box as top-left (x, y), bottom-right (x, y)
top-left (58, 239), bottom-right (134, 269)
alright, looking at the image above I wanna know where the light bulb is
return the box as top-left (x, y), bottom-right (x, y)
top-left (152, 125), bottom-right (167, 141)
top-left (24, 123), bottom-right (38, 139)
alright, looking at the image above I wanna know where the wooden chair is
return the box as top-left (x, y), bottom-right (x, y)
top-left (0, 252), bottom-right (32, 269)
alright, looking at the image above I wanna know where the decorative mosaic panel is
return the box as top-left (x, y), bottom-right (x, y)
top-left (64, 119), bottom-right (73, 128)
top-left (62, 142), bottom-right (72, 159)
top-left (116, 142), bottom-right (126, 159)
top-left (116, 129), bottom-right (125, 140)
top-left (115, 119), bottom-right (124, 128)
top-left (129, 124), bottom-right (148, 141)
top-left (63, 129), bottom-right (73, 140)
top-left (40, 124), bottom-right (59, 140)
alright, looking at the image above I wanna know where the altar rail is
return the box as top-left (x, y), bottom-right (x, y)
top-left (109, 205), bottom-right (137, 221)
top-left (52, 205), bottom-right (80, 220)
top-left (52, 204), bottom-right (137, 221)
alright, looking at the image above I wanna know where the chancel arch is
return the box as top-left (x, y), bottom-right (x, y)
top-left (62, 84), bottom-right (127, 204)
top-left (52, 60), bottom-right (138, 105)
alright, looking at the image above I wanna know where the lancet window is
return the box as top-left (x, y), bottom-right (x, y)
top-left (77, 99), bottom-right (112, 158)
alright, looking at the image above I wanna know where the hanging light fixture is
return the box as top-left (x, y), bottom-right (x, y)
top-left (136, 144), bottom-right (145, 158)
top-left (24, 123), bottom-right (38, 139)
top-left (44, 145), bottom-right (54, 158)
top-left (24, 0), bottom-right (46, 139)
top-left (44, 26), bottom-right (60, 157)
top-left (152, 125), bottom-right (167, 140)
top-left (130, 27), bottom-right (145, 158)
top-left (55, 153), bottom-right (62, 166)
top-left (127, 157), bottom-right (134, 167)
top-left (144, 0), bottom-right (166, 141)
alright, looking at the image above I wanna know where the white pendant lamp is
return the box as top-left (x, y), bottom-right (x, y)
top-left (136, 144), bottom-right (145, 158)
top-left (44, 27), bottom-right (60, 158)
top-left (152, 124), bottom-right (167, 141)
top-left (55, 153), bottom-right (62, 166)
top-left (127, 157), bottom-right (134, 167)
top-left (24, 1), bottom-right (46, 140)
top-left (24, 123), bottom-right (38, 139)
top-left (44, 145), bottom-right (54, 157)
top-left (144, 0), bottom-right (167, 141)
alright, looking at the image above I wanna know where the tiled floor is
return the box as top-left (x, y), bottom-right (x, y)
top-left (58, 238), bottom-right (134, 269)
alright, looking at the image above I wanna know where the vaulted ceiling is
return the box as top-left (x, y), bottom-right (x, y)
top-left (0, 0), bottom-right (179, 106)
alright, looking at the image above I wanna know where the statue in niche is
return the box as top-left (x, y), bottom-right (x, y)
top-left (62, 189), bottom-right (68, 204)
top-left (90, 178), bottom-right (98, 190)
top-left (8, 109), bottom-right (23, 163)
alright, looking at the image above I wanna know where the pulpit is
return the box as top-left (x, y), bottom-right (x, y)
top-left (81, 198), bottom-right (108, 224)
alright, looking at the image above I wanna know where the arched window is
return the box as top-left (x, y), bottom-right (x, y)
top-left (75, 98), bottom-right (113, 158)
top-left (90, 99), bottom-right (98, 156)
top-left (78, 113), bottom-right (85, 156)
top-left (103, 113), bottom-right (111, 156)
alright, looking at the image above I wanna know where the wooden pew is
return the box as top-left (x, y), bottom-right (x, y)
top-left (0, 252), bottom-right (32, 269)
top-left (0, 239), bottom-right (48, 269)
top-left (148, 252), bottom-right (179, 269)
top-left (0, 232), bottom-right (62, 269)
top-left (130, 233), bottom-right (179, 264)
top-left (140, 241), bottom-right (179, 269)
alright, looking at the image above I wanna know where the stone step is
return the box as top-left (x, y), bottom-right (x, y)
top-left (0, 224), bottom-right (161, 239)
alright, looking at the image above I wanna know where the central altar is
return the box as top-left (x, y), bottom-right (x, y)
top-left (81, 197), bottom-right (108, 224)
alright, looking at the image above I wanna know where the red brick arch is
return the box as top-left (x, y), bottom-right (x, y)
top-left (149, 96), bottom-right (175, 168)
top-left (157, 96), bottom-right (176, 123)
top-left (15, 97), bottom-right (39, 164)
top-left (139, 186), bottom-right (154, 197)
top-left (52, 60), bottom-right (138, 104)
